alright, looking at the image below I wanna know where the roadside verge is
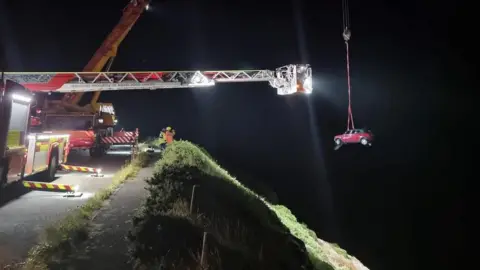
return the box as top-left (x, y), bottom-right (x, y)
top-left (22, 152), bottom-right (152, 270)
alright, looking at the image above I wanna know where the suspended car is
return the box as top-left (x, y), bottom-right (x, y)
top-left (334, 1), bottom-right (374, 150)
top-left (334, 128), bottom-right (373, 148)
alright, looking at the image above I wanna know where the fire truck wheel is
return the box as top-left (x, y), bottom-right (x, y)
top-left (0, 158), bottom-right (8, 189)
top-left (46, 151), bottom-right (58, 182)
top-left (89, 147), bottom-right (105, 158)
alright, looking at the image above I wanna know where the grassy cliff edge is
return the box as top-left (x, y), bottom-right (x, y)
top-left (129, 141), bottom-right (369, 270)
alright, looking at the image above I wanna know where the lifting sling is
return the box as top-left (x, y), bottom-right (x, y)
top-left (342, 0), bottom-right (355, 130)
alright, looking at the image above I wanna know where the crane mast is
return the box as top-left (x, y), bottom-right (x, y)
top-left (47, 0), bottom-right (149, 112)
top-left (5, 64), bottom-right (313, 96)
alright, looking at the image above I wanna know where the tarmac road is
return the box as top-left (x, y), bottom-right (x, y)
top-left (0, 146), bottom-right (132, 267)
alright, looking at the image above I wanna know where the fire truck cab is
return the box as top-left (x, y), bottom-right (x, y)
top-left (0, 79), bottom-right (70, 190)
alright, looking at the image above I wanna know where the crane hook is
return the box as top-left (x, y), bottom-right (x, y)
top-left (343, 28), bottom-right (351, 42)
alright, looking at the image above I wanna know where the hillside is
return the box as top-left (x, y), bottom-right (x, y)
top-left (128, 141), bottom-right (369, 269)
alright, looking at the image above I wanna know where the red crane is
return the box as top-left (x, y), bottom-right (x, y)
top-left (31, 0), bottom-right (150, 157)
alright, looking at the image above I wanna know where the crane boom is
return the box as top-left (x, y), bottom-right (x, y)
top-left (5, 64), bottom-right (313, 96)
top-left (60, 0), bottom-right (150, 106)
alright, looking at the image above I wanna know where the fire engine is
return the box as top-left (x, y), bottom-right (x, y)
top-left (29, 0), bottom-right (151, 157)
top-left (0, 78), bottom-right (69, 191)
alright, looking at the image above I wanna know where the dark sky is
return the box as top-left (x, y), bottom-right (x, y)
top-left (0, 0), bottom-right (467, 269)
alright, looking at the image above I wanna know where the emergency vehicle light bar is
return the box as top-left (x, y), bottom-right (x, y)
top-left (28, 134), bottom-right (70, 140)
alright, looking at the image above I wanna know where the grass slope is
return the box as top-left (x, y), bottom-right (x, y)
top-left (129, 141), bottom-right (369, 270)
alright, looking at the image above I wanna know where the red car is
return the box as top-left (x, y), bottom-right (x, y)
top-left (334, 128), bottom-right (373, 146)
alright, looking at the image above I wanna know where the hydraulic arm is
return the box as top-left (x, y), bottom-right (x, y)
top-left (49, 0), bottom-right (149, 111)
top-left (5, 65), bottom-right (313, 96)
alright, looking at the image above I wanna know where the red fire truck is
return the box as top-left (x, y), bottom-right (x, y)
top-left (0, 78), bottom-right (69, 191)
top-left (28, 0), bottom-right (149, 157)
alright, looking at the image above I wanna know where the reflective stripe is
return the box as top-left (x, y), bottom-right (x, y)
top-left (60, 164), bottom-right (99, 173)
top-left (7, 130), bottom-right (21, 148)
top-left (23, 181), bottom-right (74, 191)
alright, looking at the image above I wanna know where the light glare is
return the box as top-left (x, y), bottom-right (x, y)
top-left (11, 94), bottom-right (32, 103)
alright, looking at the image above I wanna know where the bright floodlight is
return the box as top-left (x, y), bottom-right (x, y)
top-left (11, 93), bottom-right (32, 103)
top-left (145, 4), bottom-right (150, 10)
top-left (189, 72), bottom-right (215, 87)
top-left (303, 76), bottom-right (313, 94)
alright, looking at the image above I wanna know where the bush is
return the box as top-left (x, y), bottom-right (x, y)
top-left (128, 141), bottom-right (361, 270)
top-left (133, 152), bottom-right (152, 168)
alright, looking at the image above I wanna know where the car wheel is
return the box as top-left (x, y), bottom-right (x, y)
top-left (90, 147), bottom-right (104, 158)
top-left (360, 138), bottom-right (369, 145)
top-left (335, 138), bottom-right (342, 145)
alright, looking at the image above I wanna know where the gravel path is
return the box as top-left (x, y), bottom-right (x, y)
top-left (55, 166), bottom-right (154, 270)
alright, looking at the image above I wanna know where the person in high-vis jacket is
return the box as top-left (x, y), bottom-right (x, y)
top-left (159, 126), bottom-right (175, 151)
top-left (165, 126), bottom-right (175, 144)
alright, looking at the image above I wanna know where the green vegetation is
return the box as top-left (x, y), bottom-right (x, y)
top-left (128, 141), bottom-right (368, 270)
top-left (141, 136), bottom-right (164, 148)
top-left (23, 152), bottom-right (151, 270)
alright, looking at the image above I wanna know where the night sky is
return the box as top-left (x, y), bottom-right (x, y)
top-left (0, 0), bottom-right (466, 269)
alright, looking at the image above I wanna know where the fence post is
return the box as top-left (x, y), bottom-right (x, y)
top-left (131, 128), bottom-right (139, 161)
top-left (200, 231), bottom-right (208, 267)
top-left (190, 184), bottom-right (199, 214)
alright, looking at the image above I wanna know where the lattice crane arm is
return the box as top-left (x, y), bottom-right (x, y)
top-left (5, 64), bottom-right (313, 96)
top-left (62, 0), bottom-right (150, 105)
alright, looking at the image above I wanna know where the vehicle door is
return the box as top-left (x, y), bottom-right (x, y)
top-left (6, 93), bottom-right (31, 182)
top-left (343, 130), bottom-right (354, 143)
top-left (350, 129), bottom-right (362, 142)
